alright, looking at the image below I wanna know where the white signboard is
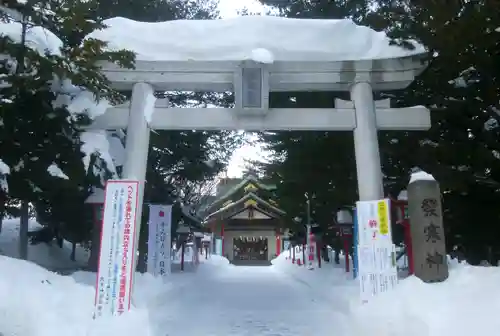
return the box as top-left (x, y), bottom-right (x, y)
top-left (147, 204), bottom-right (172, 278)
top-left (355, 199), bottom-right (398, 303)
top-left (94, 180), bottom-right (139, 318)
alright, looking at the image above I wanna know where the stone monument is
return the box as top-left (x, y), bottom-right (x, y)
top-left (407, 170), bottom-right (449, 282)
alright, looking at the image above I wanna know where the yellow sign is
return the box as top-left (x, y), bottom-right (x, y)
top-left (244, 183), bottom-right (258, 193)
top-left (377, 200), bottom-right (389, 235)
top-left (244, 199), bottom-right (257, 207)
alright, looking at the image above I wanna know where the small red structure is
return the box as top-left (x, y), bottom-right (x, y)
top-left (390, 194), bottom-right (414, 274)
top-left (276, 229), bottom-right (281, 256)
top-left (339, 226), bottom-right (353, 272)
top-left (85, 188), bottom-right (105, 229)
top-left (336, 209), bottom-right (354, 273)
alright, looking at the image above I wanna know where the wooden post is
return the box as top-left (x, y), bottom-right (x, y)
top-left (407, 171), bottom-right (449, 282)
top-left (344, 237), bottom-right (350, 272)
top-left (316, 239), bottom-right (322, 268)
top-left (302, 243), bottom-right (306, 266)
top-left (221, 222), bottom-right (225, 257)
top-left (19, 201), bottom-right (29, 260)
top-left (180, 242), bottom-right (185, 271)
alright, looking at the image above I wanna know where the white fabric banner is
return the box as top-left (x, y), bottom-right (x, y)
top-left (147, 204), bottom-right (172, 279)
top-left (94, 180), bottom-right (139, 318)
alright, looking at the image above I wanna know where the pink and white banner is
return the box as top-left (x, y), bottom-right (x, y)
top-left (94, 180), bottom-right (139, 318)
top-left (147, 204), bottom-right (172, 279)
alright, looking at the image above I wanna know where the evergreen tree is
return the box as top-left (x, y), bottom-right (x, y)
top-left (0, 0), bottom-right (133, 254)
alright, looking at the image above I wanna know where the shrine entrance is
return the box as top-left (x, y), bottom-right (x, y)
top-left (88, 16), bottom-right (430, 289)
top-left (233, 236), bottom-right (269, 262)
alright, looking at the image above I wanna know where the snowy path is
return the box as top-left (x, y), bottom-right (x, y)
top-left (152, 264), bottom-right (350, 336)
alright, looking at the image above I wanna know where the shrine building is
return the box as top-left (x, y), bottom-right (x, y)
top-left (203, 175), bottom-right (286, 265)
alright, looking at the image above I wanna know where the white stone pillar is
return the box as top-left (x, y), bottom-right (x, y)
top-left (122, 82), bottom-right (154, 285)
top-left (351, 81), bottom-right (384, 201)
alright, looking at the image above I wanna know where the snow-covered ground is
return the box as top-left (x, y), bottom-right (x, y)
top-left (150, 255), bottom-right (352, 336)
top-left (1, 219), bottom-right (500, 336)
top-left (272, 251), bottom-right (500, 336)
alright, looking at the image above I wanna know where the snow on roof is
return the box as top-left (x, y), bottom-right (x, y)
top-left (409, 170), bottom-right (435, 184)
top-left (205, 192), bottom-right (285, 221)
top-left (218, 175), bottom-right (274, 199)
top-left (87, 16), bottom-right (425, 63)
top-left (397, 189), bottom-right (408, 200)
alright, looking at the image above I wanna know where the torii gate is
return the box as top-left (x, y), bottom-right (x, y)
top-left (88, 22), bottom-right (430, 295)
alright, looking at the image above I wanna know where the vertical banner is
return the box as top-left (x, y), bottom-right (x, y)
top-left (353, 208), bottom-right (358, 279)
top-left (283, 240), bottom-right (291, 251)
top-left (355, 199), bottom-right (398, 303)
top-left (94, 180), bottom-right (139, 318)
top-left (147, 204), bottom-right (172, 279)
top-left (215, 239), bottom-right (222, 255)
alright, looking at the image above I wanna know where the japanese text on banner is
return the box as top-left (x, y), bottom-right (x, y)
top-left (94, 180), bottom-right (138, 318)
top-left (147, 204), bottom-right (172, 278)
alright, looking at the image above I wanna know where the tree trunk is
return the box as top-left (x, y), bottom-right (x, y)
top-left (316, 240), bottom-right (322, 268)
top-left (70, 242), bottom-right (76, 261)
top-left (19, 201), bottom-right (29, 260)
top-left (137, 227), bottom-right (147, 273)
top-left (0, 194), bottom-right (4, 234)
top-left (180, 242), bottom-right (185, 271)
top-left (334, 236), bottom-right (342, 264)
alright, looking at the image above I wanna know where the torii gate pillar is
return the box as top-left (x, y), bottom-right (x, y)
top-left (121, 82), bottom-right (155, 281)
top-left (351, 81), bottom-right (384, 201)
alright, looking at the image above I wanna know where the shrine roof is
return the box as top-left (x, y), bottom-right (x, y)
top-left (204, 192), bottom-right (285, 222)
top-left (207, 175), bottom-right (276, 211)
top-left (87, 16), bottom-right (425, 63)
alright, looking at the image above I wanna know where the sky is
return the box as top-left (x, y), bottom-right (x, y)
top-left (224, 133), bottom-right (269, 178)
top-left (217, 0), bottom-right (269, 178)
top-left (217, 0), bottom-right (267, 18)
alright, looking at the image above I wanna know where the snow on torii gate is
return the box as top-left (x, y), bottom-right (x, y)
top-left (87, 15), bottom-right (430, 278)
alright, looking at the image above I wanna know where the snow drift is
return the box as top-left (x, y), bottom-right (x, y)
top-left (272, 250), bottom-right (500, 336)
top-left (0, 256), bottom-right (155, 336)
